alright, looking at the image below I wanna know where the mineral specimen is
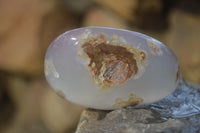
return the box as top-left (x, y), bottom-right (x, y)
top-left (44, 27), bottom-right (180, 110)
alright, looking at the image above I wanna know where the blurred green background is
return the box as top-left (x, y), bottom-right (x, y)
top-left (0, 0), bottom-right (200, 133)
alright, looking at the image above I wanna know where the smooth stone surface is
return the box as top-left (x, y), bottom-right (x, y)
top-left (44, 27), bottom-right (180, 110)
top-left (75, 80), bottom-right (200, 133)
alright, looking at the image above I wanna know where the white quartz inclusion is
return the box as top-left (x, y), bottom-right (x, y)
top-left (44, 27), bottom-right (180, 110)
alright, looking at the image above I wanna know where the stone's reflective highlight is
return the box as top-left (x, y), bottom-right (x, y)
top-left (44, 27), bottom-right (180, 110)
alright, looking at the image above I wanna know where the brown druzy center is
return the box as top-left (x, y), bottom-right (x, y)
top-left (82, 42), bottom-right (138, 85)
top-left (103, 60), bottom-right (129, 84)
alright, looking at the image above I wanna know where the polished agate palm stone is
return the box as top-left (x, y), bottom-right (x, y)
top-left (44, 27), bottom-right (180, 110)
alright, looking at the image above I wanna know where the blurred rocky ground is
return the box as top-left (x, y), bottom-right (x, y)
top-left (76, 81), bottom-right (200, 133)
top-left (0, 0), bottom-right (200, 133)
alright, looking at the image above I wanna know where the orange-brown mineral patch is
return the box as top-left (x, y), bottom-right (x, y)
top-left (112, 93), bottom-right (143, 108)
top-left (147, 39), bottom-right (162, 56)
top-left (140, 51), bottom-right (147, 61)
top-left (45, 60), bottom-right (50, 76)
top-left (78, 32), bottom-right (147, 89)
top-left (44, 59), bottom-right (59, 78)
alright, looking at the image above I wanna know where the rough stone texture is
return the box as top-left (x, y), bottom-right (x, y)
top-left (0, 0), bottom-right (54, 75)
top-left (90, 1), bottom-right (200, 84)
top-left (0, 0), bottom-right (78, 75)
top-left (76, 80), bottom-right (200, 133)
top-left (41, 88), bottom-right (83, 133)
top-left (0, 0), bottom-right (200, 133)
top-left (165, 10), bottom-right (200, 83)
top-left (92, 0), bottom-right (136, 21)
top-left (60, 0), bottom-right (92, 15)
top-left (2, 77), bottom-right (83, 133)
top-left (0, 74), bottom-right (15, 132)
top-left (82, 8), bottom-right (128, 29)
top-left (93, 0), bottom-right (168, 31)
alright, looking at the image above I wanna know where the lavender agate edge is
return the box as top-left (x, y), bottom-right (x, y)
top-left (44, 27), bottom-right (180, 110)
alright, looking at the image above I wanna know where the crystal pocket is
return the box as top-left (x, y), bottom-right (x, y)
top-left (44, 27), bottom-right (180, 110)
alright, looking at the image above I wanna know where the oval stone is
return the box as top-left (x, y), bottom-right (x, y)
top-left (44, 27), bottom-right (180, 110)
